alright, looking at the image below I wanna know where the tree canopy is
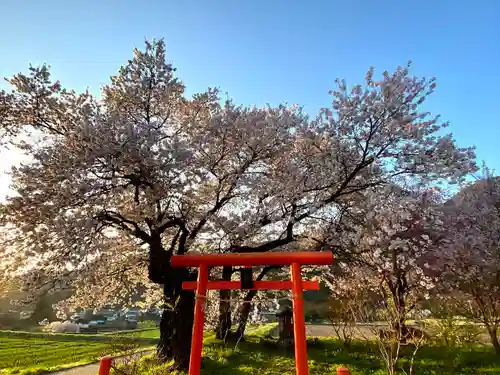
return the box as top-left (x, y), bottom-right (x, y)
top-left (0, 39), bottom-right (477, 311)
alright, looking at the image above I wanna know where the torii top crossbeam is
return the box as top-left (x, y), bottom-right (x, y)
top-left (170, 251), bottom-right (333, 267)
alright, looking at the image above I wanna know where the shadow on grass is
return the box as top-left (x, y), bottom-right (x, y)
top-left (201, 337), bottom-right (380, 374)
top-left (201, 338), bottom-right (298, 374)
top-left (200, 336), bottom-right (500, 375)
top-left (304, 337), bottom-right (500, 375)
top-left (113, 327), bottom-right (500, 375)
top-left (305, 338), bottom-right (381, 374)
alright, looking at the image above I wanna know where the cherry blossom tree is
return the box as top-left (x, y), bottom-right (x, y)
top-left (319, 186), bottom-right (447, 374)
top-left (0, 39), bottom-right (476, 369)
top-left (439, 172), bottom-right (500, 355)
top-left (321, 185), bottom-right (447, 333)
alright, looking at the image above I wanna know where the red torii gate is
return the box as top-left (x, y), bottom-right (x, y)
top-left (170, 251), bottom-right (334, 375)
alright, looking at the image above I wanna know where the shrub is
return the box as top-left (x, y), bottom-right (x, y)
top-left (426, 317), bottom-right (482, 347)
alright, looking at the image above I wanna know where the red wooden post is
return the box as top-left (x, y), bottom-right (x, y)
top-left (291, 262), bottom-right (308, 375)
top-left (98, 356), bottom-right (113, 375)
top-left (188, 263), bottom-right (208, 375)
top-left (337, 368), bottom-right (351, 375)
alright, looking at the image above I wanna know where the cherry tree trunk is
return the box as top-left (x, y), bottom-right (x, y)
top-left (148, 242), bottom-right (196, 371)
top-left (216, 266), bottom-right (233, 340)
top-left (488, 326), bottom-right (500, 356)
top-left (157, 285), bottom-right (195, 369)
top-left (235, 290), bottom-right (257, 340)
top-left (389, 276), bottom-right (408, 344)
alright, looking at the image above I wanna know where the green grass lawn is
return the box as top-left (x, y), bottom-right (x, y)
top-left (113, 328), bottom-right (160, 339)
top-left (0, 336), bottom-right (111, 374)
top-left (0, 329), bottom-right (159, 375)
top-left (116, 327), bottom-right (500, 375)
top-left (3, 326), bottom-right (500, 375)
top-left (0, 327), bottom-right (218, 374)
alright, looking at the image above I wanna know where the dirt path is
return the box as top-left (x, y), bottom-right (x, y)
top-left (52, 350), bottom-right (153, 375)
top-left (51, 363), bottom-right (100, 375)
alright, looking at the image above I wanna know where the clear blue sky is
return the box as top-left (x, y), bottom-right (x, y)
top-left (0, 0), bottom-right (499, 177)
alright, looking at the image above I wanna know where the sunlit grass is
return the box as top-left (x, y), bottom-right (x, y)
top-left (0, 330), bottom-right (157, 375)
top-left (3, 324), bottom-right (500, 375)
top-left (114, 324), bottom-right (500, 375)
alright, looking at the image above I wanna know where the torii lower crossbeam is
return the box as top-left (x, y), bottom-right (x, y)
top-left (182, 280), bottom-right (320, 291)
top-left (170, 251), bottom-right (334, 375)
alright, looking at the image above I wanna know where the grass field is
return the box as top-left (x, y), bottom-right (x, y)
top-left (0, 327), bottom-right (225, 374)
top-left (0, 329), bottom-right (159, 375)
top-left (0, 336), bottom-right (112, 374)
top-left (115, 326), bottom-right (500, 375)
top-left (2, 325), bottom-right (500, 375)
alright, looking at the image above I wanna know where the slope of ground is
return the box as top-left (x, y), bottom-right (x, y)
top-left (121, 334), bottom-right (500, 375)
top-left (0, 329), bottom-right (158, 375)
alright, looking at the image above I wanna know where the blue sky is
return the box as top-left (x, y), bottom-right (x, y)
top-left (0, 0), bottom-right (499, 194)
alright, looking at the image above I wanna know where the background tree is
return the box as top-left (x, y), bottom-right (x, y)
top-left (323, 186), bottom-right (446, 337)
top-left (440, 172), bottom-right (500, 355)
top-left (321, 186), bottom-right (446, 374)
top-left (0, 39), bottom-right (476, 369)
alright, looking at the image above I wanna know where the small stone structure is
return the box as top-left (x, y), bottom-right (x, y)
top-left (276, 306), bottom-right (294, 347)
